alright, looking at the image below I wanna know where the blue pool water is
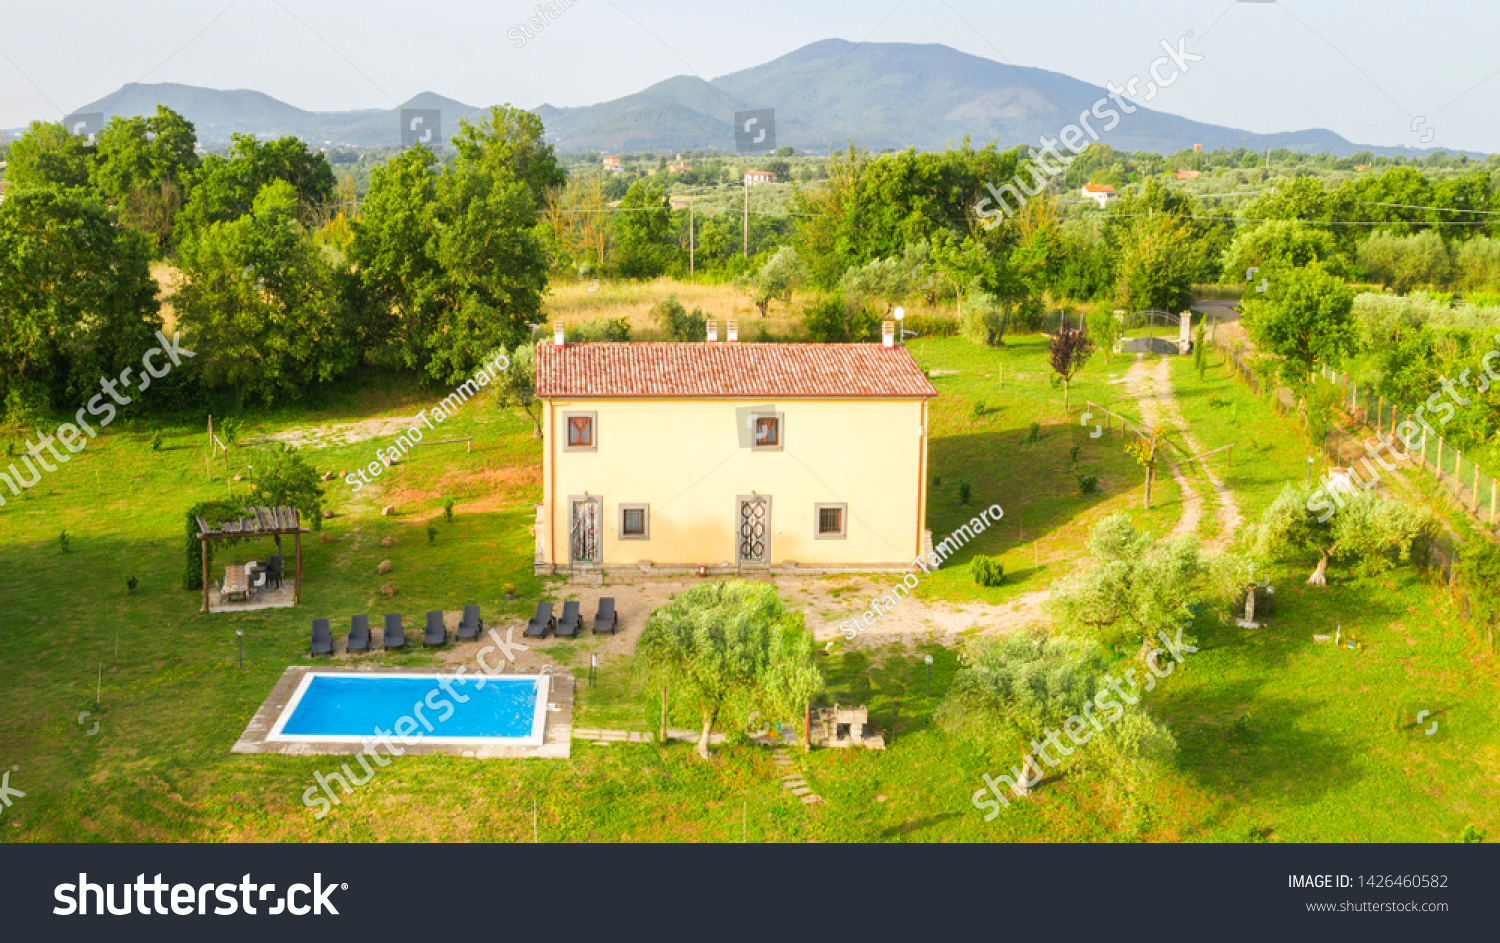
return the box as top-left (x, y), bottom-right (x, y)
top-left (280, 675), bottom-right (539, 739)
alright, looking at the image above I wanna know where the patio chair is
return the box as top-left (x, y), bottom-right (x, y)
top-left (347, 615), bottom-right (371, 653)
top-left (524, 602), bottom-right (554, 638)
top-left (556, 601), bottom-right (582, 638)
top-left (311, 618), bottom-right (333, 656)
top-left (384, 614), bottom-right (406, 650)
top-left (593, 597), bottom-right (617, 636)
top-left (424, 611), bottom-right (446, 647)
top-left (456, 605), bottom-right (482, 641)
top-left (266, 555), bottom-right (284, 590)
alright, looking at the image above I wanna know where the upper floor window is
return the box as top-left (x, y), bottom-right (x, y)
top-left (564, 411), bottom-right (597, 451)
top-left (752, 413), bottom-right (783, 450)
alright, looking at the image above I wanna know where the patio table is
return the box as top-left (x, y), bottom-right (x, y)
top-left (222, 565), bottom-right (250, 601)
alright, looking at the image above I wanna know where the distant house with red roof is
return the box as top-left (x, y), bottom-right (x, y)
top-left (1081, 182), bottom-right (1118, 208)
top-left (602, 155), bottom-right (623, 172)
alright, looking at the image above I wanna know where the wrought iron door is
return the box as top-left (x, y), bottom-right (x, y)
top-left (571, 499), bottom-right (599, 564)
top-left (738, 498), bottom-right (768, 564)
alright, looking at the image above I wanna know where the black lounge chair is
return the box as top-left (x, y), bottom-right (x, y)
top-left (266, 555), bottom-right (284, 589)
top-left (594, 597), bottom-right (617, 635)
top-left (310, 618), bottom-right (333, 656)
top-left (347, 615), bottom-right (371, 653)
top-left (424, 611), bottom-right (446, 647)
top-left (457, 605), bottom-right (482, 641)
top-left (525, 602), bottom-right (554, 638)
top-left (384, 614), bottom-right (406, 650)
top-left (556, 600), bottom-right (582, 638)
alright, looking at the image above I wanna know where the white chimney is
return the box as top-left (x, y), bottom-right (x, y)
top-left (882, 320), bottom-right (896, 348)
top-left (727, 320), bottom-right (739, 343)
top-left (707, 319), bottom-right (718, 343)
top-left (553, 321), bottom-right (566, 347)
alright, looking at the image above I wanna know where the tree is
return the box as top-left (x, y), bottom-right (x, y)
top-left (495, 341), bottom-right (539, 437)
top-left (612, 180), bottom-right (674, 278)
top-left (1124, 427), bottom-right (1167, 510)
top-left (1048, 327), bottom-right (1095, 412)
top-left (1047, 512), bottom-right (1225, 650)
top-left (937, 632), bottom-right (1176, 816)
top-left (174, 134), bottom-right (336, 242)
top-left (636, 580), bottom-right (819, 759)
top-left (959, 287), bottom-right (1007, 346)
top-left (173, 180), bottom-right (356, 405)
top-left (1253, 482), bottom-right (1436, 585)
top-left (1241, 262), bottom-right (1357, 390)
top-left (1113, 212), bottom-right (1196, 312)
top-left (1086, 304), bottom-right (1122, 362)
top-left (1356, 230), bottom-right (1451, 293)
top-left (4, 120), bottom-right (94, 192)
top-left (0, 187), bottom-right (161, 411)
top-left (836, 255), bottom-right (908, 316)
top-left (743, 245), bottom-right (806, 317)
top-left (90, 106), bottom-right (199, 206)
top-left (802, 292), bottom-right (876, 343)
top-left (451, 105), bottom-right (565, 203)
top-left (254, 444), bottom-right (326, 537)
top-left (1220, 219), bottom-right (1349, 282)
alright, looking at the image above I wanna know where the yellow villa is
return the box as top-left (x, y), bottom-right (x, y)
top-left (533, 320), bottom-right (937, 575)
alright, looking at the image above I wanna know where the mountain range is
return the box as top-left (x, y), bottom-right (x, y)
top-left (53, 40), bottom-right (1460, 158)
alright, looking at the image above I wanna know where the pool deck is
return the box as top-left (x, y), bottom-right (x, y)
top-left (232, 664), bottom-right (573, 759)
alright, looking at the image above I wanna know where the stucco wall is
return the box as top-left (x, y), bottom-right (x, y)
top-left (541, 397), bottom-right (928, 568)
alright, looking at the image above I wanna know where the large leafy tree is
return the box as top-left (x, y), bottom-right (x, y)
top-left (637, 580), bottom-right (821, 759)
top-left (5, 120), bottom-right (95, 191)
top-left (451, 104), bottom-right (565, 203)
top-left (253, 444), bottom-right (326, 535)
top-left (0, 187), bottom-right (161, 411)
top-left (351, 150), bottom-right (546, 384)
top-left (174, 134), bottom-right (336, 242)
top-left (90, 106), bottom-right (199, 248)
top-left (173, 180), bottom-right (356, 405)
top-left (612, 180), bottom-right (674, 278)
top-left (1241, 262), bottom-right (1357, 390)
top-left (743, 245), bottom-right (807, 316)
top-left (1254, 482), bottom-right (1436, 585)
top-left (1220, 219), bottom-right (1349, 282)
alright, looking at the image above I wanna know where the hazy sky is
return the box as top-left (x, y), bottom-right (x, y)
top-left (2, 0), bottom-right (1498, 153)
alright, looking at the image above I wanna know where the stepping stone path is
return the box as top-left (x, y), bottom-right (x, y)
top-left (770, 749), bottom-right (823, 805)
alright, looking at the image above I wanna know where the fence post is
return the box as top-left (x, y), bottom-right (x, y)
top-left (1492, 479), bottom-right (1498, 526)
top-left (1437, 439), bottom-right (1444, 479)
top-left (1473, 462), bottom-right (1480, 511)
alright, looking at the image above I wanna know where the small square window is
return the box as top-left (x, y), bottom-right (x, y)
top-left (815, 503), bottom-right (847, 539)
top-left (619, 504), bottom-right (650, 540)
top-left (564, 411), bottom-right (597, 451)
top-left (752, 413), bottom-right (783, 450)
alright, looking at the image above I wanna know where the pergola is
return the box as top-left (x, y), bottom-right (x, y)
top-left (196, 506), bottom-right (310, 612)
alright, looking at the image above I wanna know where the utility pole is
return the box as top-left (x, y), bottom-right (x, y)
top-left (690, 202), bottom-right (695, 275)
top-left (743, 175), bottom-right (750, 259)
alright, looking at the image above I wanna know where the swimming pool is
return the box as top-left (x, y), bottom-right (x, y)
top-left (266, 672), bottom-right (550, 746)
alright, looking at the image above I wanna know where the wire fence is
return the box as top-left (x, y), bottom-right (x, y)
top-left (1212, 335), bottom-right (1498, 651)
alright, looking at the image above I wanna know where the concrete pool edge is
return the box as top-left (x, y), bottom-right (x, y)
top-left (232, 665), bottom-right (573, 759)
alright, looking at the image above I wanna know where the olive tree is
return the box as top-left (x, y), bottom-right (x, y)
top-left (637, 580), bottom-right (822, 759)
top-left (1253, 482), bottom-right (1436, 585)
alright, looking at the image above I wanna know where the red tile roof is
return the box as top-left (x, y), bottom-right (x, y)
top-left (535, 342), bottom-right (937, 399)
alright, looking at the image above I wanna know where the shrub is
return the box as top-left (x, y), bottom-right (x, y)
top-left (503, 582), bottom-right (517, 597)
top-left (183, 499), bottom-right (246, 590)
top-left (150, 430), bottom-right (164, 451)
top-left (1460, 824), bottom-right (1486, 843)
top-left (1069, 445), bottom-right (1081, 463)
top-left (427, 524), bottom-right (438, 544)
top-left (971, 554), bottom-right (1004, 587)
top-left (902, 313), bottom-right (958, 337)
top-left (1024, 421), bottom-right (1042, 444)
top-left (959, 290), bottom-right (1006, 346)
top-left (1077, 474), bottom-right (1100, 495)
top-left (126, 574), bottom-right (138, 593)
top-left (652, 295), bottom-right (707, 341)
top-left (970, 399), bottom-right (986, 421)
top-left (802, 292), bottom-right (877, 342)
top-left (958, 481), bottom-right (972, 505)
top-left (568, 317), bottom-right (632, 343)
top-left (443, 498), bottom-right (455, 522)
top-left (58, 530), bottom-right (70, 552)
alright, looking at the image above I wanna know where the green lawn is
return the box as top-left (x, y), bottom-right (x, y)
top-left (1, 333), bottom-right (1495, 843)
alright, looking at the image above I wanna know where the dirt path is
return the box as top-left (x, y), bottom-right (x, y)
top-left (1125, 354), bottom-right (1203, 541)
top-left (1147, 356), bottom-right (1244, 551)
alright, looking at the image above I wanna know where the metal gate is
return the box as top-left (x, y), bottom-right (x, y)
top-left (738, 497), bottom-right (769, 564)
top-left (570, 498), bottom-right (600, 564)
